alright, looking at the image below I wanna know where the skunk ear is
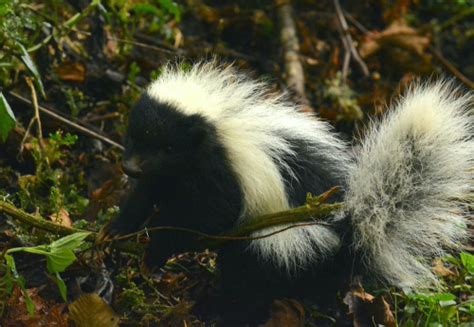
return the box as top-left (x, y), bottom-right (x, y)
top-left (187, 114), bottom-right (209, 146)
top-left (189, 124), bottom-right (208, 146)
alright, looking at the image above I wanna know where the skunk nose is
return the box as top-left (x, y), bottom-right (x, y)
top-left (122, 157), bottom-right (143, 178)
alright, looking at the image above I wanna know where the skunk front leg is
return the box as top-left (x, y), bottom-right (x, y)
top-left (102, 179), bottom-right (155, 237)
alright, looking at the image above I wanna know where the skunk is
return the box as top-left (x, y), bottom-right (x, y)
top-left (104, 62), bottom-right (472, 321)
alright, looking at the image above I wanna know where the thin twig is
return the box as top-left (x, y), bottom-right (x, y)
top-left (108, 36), bottom-right (178, 55)
top-left (72, 28), bottom-right (178, 55)
top-left (26, 78), bottom-right (44, 144)
top-left (337, 22), bottom-right (352, 81)
top-left (19, 116), bottom-right (36, 156)
top-left (344, 11), bottom-right (370, 34)
top-left (430, 47), bottom-right (474, 90)
top-left (83, 112), bottom-right (121, 123)
top-left (115, 222), bottom-right (332, 243)
top-left (9, 91), bottom-right (124, 150)
top-left (334, 0), bottom-right (369, 79)
top-left (19, 78), bottom-right (45, 155)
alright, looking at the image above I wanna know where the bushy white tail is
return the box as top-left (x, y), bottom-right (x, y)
top-left (345, 82), bottom-right (473, 287)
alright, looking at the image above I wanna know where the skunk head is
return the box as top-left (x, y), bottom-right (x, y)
top-left (122, 94), bottom-right (212, 179)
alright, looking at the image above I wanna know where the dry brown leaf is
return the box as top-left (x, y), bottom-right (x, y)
top-left (68, 293), bottom-right (120, 327)
top-left (104, 27), bottom-right (119, 60)
top-left (359, 19), bottom-right (430, 59)
top-left (3, 287), bottom-right (69, 327)
top-left (344, 283), bottom-right (395, 327)
top-left (49, 208), bottom-right (72, 228)
top-left (260, 299), bottom-right (305, 327)
top-left (187, 0), bottom-right (220, 24)
top-left (433, 259), bottom-right (456, 277)
top-left (83, 174), bottom-right (126, 222)
top-left (55, 62), bottom-right (86, 83)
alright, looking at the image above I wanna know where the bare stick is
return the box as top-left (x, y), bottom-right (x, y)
top-left (430, 47), bottom-right (474, 90)
top-left (9, 92), bottom-right (124, 151)
top-left (19, 115), bottom-right (36, 156)
top-left (344, 11), bottom-right (370, 34)
top-left (334, 0), bottom-right (369, 78)
top-left (275, 0), bottom-right (311, 109)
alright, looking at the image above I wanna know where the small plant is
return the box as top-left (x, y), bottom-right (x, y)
top-left (2, 232), bottom-right (91, 314)
top-left (0, 93), bottom-right (16, 142)
top-left (18, 131), bottom-right (89, 218)
top-left (323, 72), bottom-right (363, 121)
top-left (393, 252), bottom-right (474, 326)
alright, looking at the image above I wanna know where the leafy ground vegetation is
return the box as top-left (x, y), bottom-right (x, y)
top-left (0, 0), bottom-right (473, 325)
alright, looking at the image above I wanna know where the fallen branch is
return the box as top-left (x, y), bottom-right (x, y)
top-left (0, 200), bottom-right (142, 254)
top-left (0, 187), bottom-right (343, 250)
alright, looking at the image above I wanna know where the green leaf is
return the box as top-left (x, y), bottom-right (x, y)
top-left (46, 232), bottom-right (90, 273)
top-left (433, 293), bottom-right (456, 301)
top-left (460, 252), bottom-right (474, 274)
top-left (4, 253), bottom-right (18, 294)
top-left (439, 300), bottom-right (456, 307)
top-left (4, 254), bottom-right (18, 278)
top-left (133, 3), bottom-right (162, 16)
top-left (46, 247), bottom-right (77, 273)
top-left (4, 254), bottom-right (35, 315)
top-left (158, 0), bottom-right (181, 21)
top-left (18, 276), bottom-right (35, 315)
top-left (50, 231), bottom-right (91, 252)
top-left (17, 42), bottom-right (46, 98)
top-left (0, 92), bottom-right (16, 142)
top-left (53, 272), bottom-right (68, 302)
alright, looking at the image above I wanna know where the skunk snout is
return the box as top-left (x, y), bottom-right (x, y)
top-left (122, 156), bottom-right (143, 178)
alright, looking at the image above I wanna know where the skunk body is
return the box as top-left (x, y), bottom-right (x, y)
top-left (106, 63), bottom-right (473, 322)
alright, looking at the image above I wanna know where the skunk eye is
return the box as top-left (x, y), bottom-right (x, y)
top-left (164, 145), bottom-right (173, 153)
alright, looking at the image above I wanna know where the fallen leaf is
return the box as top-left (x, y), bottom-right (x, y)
top-left (55, 62), bottom-right (86, 83)
top-left (104, 27), bottom-right (119, 60)
top-left (68, 293), bottom-right (120, 327)
top-left (359, 19), bottom-right (430, 59)
top-left (49, 208), bottom-right (72, 228)
top-left (433, 259), bottom-right (456, 277)
top-left (260, 299), bottom-right (305, 327)
top-left (344, 283), bottom-right (395, 327)
top-left (3, 287), bottom-right (69, 327)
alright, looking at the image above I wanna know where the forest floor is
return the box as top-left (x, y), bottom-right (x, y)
top-left (0, 0), bottom-right (473, 326)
